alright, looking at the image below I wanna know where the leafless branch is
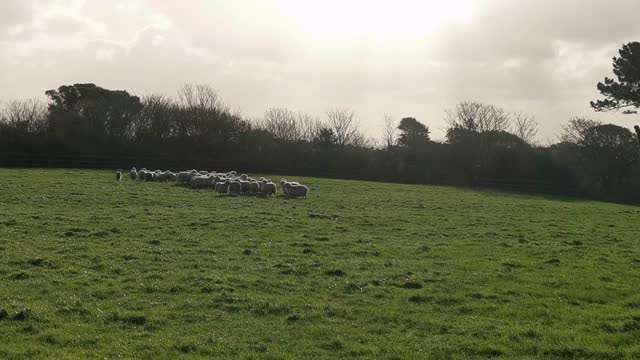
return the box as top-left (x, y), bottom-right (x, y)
top-left (511, 111), bottom-right (539, 144)
top-left (326, 108), bottom-right (363, 146)
top-left (445, 101), bottom-right (510, 133)
top-left (381, 113), bottom-right (398, 148)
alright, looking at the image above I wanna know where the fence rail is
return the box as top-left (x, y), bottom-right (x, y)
top-left (3, 151), bottom-right (637, 204)
top-left (476, 177), bottom-right (586, 197)
top-left (0, 151), bottom-right (379, 182)
top-left (0, 152), bottom-right (249, 172)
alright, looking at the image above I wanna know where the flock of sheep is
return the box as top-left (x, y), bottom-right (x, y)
top-left (115, 167), bottom-right (309, 199)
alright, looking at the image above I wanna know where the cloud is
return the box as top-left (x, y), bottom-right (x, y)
top-left (0, 1), bottom-right (34, 30)
top-left (2, 0), bottom-right (640, 141)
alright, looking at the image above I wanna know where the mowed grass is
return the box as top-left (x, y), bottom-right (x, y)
top-left (1, 169), bottom-right (640, 359)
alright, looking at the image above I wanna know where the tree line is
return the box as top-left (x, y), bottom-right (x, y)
top-left (2, 42), bottom-right (640, 204)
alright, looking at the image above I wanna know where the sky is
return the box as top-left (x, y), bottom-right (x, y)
top-left (1, 0), bottom-right (640, 142)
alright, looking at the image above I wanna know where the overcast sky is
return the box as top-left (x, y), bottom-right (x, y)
top-left (2, 0), bottom-right (640, 141)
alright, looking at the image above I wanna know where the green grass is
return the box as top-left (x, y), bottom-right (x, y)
top-left (1, 169), bottom-right (640, 359)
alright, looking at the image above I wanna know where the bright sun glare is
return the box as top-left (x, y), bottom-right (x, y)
top-left (276, 0), bottom-right (474, 40)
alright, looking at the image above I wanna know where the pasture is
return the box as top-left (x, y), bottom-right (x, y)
top-left (1, 169), bottom-right (639, 359)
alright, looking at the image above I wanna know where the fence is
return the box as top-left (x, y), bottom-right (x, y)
top-left (3, 151), bottom-right (638, 204)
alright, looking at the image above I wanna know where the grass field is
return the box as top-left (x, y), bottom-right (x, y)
top-left (1, 169), bottom-right (639, 359)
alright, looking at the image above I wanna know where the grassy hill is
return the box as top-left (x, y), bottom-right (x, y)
top-left (1, 169), bottom-right (639, 359)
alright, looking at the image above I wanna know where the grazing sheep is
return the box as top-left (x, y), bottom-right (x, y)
top-left (279, 178), bottom-right (300, 196)
top-left (155, 171), bottom-right (176, 182)
top-left (285, 182), bottom-right (309, 199)
top-left (176, 170), bottom-right (198, 185)
top-left (228, 181), bottom-right (242, 196)
top-left (155, 171), bottom-right (169, 182)
top-left (260, 180), bottom-right (277, 197)
top-left (176, 171), bottom-right (190, 184)
top-left (137, 168), bottom-right (147, 180)
top-left (190, 175), bottom-right (212, 189)
top-left (123, 167), bottom-right (310, 200)
top-left (250, 181), bottom-right (260, 194)
top-left (215, 180), bottom-right (230, 195)
top-left (239, 180), bottom-right (252, 194)
top-left (166, 172), bottom-right (177, 182)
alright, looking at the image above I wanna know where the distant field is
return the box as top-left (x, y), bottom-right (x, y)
top-left (1, 169), bottom-right (639, 359)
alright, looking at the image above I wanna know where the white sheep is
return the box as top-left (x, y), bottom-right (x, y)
top-left (137, 168), bottom-right (147, 180)
top-left (176, 171), bottom-right (190, 184)
top-left (260, 180), bottom-right (276, 197)
top-left (129, 167), bottom-right (137, 180)
top-left (228, 181), bottom-right (242, 196)
top-left (190, 175), bottom-right (212, 189)
top-left (250, 181), bottom-right (260, 194)
top-left (155, 171), bottom-right (168, 182)
top-left (279, 178), bottom-right (300, 196)
top-left (116, 169), bottom-right (122, 181)
top-left (215, 180), bottom-right (230, 195)
top-left (285, 182), bottom-right (309, 199)
top-left (176, 170), bottom-right (198, 185)
top-left (156, 171), bottom-right (174, 182)
top-left (145, 171), bottom-right (154, 181)
top-left (239, 180), bottom-right (252, 194)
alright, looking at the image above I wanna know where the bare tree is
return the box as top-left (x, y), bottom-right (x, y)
top-left (297, 111), bottom-right (322, 142)
top-left (261, 108), bottom-right (300, 141)
top-left (0, 99), bottom-right (47, 134)
top-left (445, 101), bottom-right (510, 133)
top-left (259, 108), bottom-right (323, 142)
top-left (326, 108), bottom-right (364, 146)
top-left (381, 113), bottom-right (398, 148)
top-left (511, 111), bottom-right (539, 144)
top-left (178, 83), bottom-right (227, 113)
top-left (175, 83), bottom-right (247, 143)
top-left (560, 116), bottom-right (602, 144)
